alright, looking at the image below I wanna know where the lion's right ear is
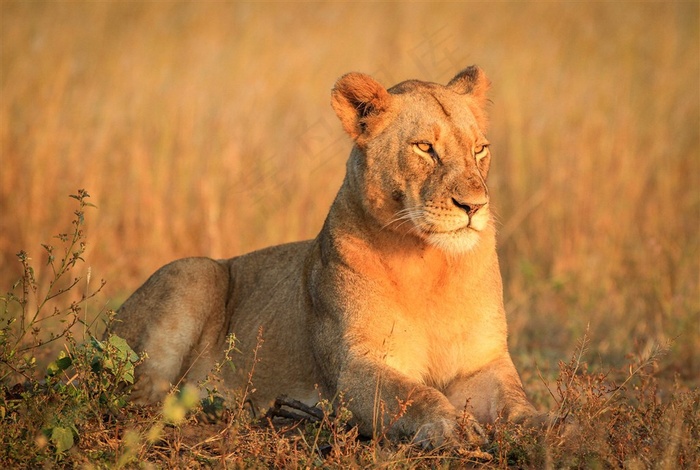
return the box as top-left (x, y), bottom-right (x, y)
top-left (447, 66), bottom-right (491, 130)
top-left (331, 73), bottom-right (391, 141)
top-left (447, 66), bottom-right (490, 104)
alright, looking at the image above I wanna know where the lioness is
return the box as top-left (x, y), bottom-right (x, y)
top-left (111, 66), bottom-right (538, 447)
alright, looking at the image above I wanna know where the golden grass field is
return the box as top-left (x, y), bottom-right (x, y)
top-left (1, 1), bottom-right (698, 467)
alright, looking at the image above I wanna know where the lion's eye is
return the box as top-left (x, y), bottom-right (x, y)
top-left (412, 142), bottom-right (437, 162)
top-left (416, 142), bottom-right (432, 153)
top-left (474, 144), bottom-right (489, 160)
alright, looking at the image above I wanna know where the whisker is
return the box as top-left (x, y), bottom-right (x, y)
top-left (381, 207), bottom-right (425, 232)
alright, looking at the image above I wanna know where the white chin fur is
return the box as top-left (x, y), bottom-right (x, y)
top-left (425, 229), bottom-right (481, 253)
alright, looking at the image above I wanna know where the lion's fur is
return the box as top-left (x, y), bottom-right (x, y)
top-left (110, 67), bottom-right (538, 447)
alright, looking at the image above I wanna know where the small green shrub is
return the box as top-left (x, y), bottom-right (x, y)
top-left (0, 190), bottom-right (141, 465)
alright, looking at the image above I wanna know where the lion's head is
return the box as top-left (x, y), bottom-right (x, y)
top-left (331, 66), bottom-right (493, 253)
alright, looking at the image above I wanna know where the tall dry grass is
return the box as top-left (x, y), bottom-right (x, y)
top-left (1, 0), bottom-right (698, 404)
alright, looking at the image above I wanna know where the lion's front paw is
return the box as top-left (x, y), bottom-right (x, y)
top-left (410, 407), bottom-right (488, 450)
top-left (412, 417), bottom-right (457, 450)
top-left (457, 412), bottom-right (489, 447)
top-left (129, 374), bottom-right (171, 405)
top-left (411, 414), bottom-right (488, 449)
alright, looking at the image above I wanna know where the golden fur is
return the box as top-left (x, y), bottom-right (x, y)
top-left (110, 66), bottom-right (538, 447)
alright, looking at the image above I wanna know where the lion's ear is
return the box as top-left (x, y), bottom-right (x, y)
top-left (448, 66), bottom-right (491, 130)
top-left (447, 66), bottom-right (490, 107)
top-left (331, 73), bottom-right (391, 141)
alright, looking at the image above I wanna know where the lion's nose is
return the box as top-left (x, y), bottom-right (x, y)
top-left (452, 198), bottom-right (486, 217)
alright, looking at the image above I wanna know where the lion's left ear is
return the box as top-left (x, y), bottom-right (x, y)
top-left (331, 72), bottom-right (391, 141)
top-left (447, 66), bottom-right (491, 128)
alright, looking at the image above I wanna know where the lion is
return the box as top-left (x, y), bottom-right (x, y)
top-left (109, 66), bottom-right (539, 448)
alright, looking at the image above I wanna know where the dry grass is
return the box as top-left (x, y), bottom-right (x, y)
top-left (1, 1), bottom-right (698, 468)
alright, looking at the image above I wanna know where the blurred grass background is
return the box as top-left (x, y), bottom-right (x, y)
top-left (1, 1), bottom-right (698, 396)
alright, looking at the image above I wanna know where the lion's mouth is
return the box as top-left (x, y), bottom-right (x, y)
top-left (421, 225), bottom-right (472, 236)
top-left (412, 216), bottom-right (488, 253)
top-left (412, 205), bottom-right (489, 236)
top-left (419, 220), bottom-right (480, 236)
top-left (389, 204), bottom-right (488, 245)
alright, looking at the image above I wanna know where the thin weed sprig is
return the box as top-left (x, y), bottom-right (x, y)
top-left (1, 189), bottom-right (105, 383)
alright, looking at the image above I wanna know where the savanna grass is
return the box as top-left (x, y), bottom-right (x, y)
top-left (1, 1), bottom-right (698, 467)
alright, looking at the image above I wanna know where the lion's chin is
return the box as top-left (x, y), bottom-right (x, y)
top-left (424, 227), bottom-right (482, 254)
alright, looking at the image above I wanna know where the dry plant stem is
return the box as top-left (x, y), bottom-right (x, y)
top-left (28, 215), bottom-right (84, 323)
top-left (590, 342), bottom-right (668, 420)
top-left (0, 357), bottom-right (32, 382)
top-left (16, 315), bottom-right (79, 354)
top-left (236, 326), bottom-right (264, 419)
top-left (372, 369), bottom-right (382, 441)
top-left (173, 343), bottom-right (210, 392)
top-left (381, 395), bottom-right (413, 443)
top-left (13, 190), bottom-right (96, 352)
top-left (212, 334), bottom-right (238, 376)
top-left (83, 268), bottom-right (91, 338)
top-left (545, 326), bottom-right (590, 436)
top-left (16, 251), bottom-right (34, 337)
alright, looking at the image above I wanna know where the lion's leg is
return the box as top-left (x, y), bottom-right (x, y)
top-left (111, 257), bottom-right (230, 404)
top-left (444, 354), bottom-right (538, 425)
top-left (336, 355), bottom-right (486, 448)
